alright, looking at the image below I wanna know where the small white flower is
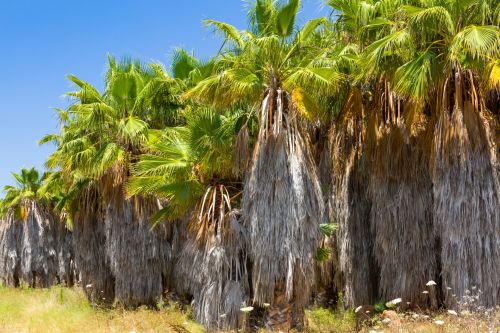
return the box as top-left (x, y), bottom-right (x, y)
top-left (434, 320), bottom-right (445, 325)
top-left (385, 298), bottom-right (402, 308)
top-left (447, 310), bottom-right (458, 316)
top-left (355, 306), bottom-right (363, 313)
top-left (240, 306), bottom-right (254, 313)
top-left (422, 291), bottom-right (429, 294)
top-left (426, 280), bottom-right (437, 286)
top-left (391, 298), bottom-right (402, 304)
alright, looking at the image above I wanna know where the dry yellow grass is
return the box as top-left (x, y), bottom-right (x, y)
top-left (0, 286), bottom-right (204, 333)
top-left (356, 310), bottom-right (500, 333)
top-left (0, 286), bottom-right (498, 333)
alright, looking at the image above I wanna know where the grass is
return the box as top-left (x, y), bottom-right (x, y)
top-left (0, 285), bottom-right (204, 333)
top-left (305, 306), bottom-right (355, 333)
top-left (358, 311), bottom-right (500, 333)
top-left (0, 286), bottom-right (498, 333)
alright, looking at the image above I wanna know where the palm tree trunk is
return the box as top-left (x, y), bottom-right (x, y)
top-left (56, 222), bottom-right (75, 287)
top-left (20, 202), bottom-right (59, 288)
top-left (243, 89), bottom-right (323, 331)
top-left (0, 213), bottom-right (22, 287)
top-left (74, 191), bottom-right (115, 304)
top-left (326, 94), bottom-right (376, 307)
top-left (104, 197), bottom-right (171, 308)
top-left (370, 125), bottom-right (437, 307)
top-left (266, 281), bottom-right (292, 332)
top-left (432, 101), bottom-right (500, 307)
top-left (191, 210), bottom-right (249, 332)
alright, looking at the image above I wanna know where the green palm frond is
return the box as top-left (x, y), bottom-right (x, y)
top-left (295, 17), bottom-right (328, 43)
top-left (204, 20), bottom-right (245, 47)
top-left (92, 142), bottom-right (127, 178)
top-left (117, 116), bottom-right (149, 144)
top-left (450, 25), bottom-right (500, 61)
top-left (360, 28), bottom-right (411, 76)
top-left (404, 5), bottom-right (455, 36)
top-left (275, 0), bottom-right (300, 37)
top-left (285, 66), bottom-right (344, 95)
top-left (249, 0), bottom-right (277, 36)
top-left (394, 50), bottom-right (438, 102)
top-left (66, 75), bottom-right (104, 103)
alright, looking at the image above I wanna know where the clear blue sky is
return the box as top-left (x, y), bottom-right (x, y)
top-left (0, 0), bottom-right (328, 188)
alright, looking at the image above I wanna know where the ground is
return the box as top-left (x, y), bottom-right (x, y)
top-left (0, 286), bottom-right (498, 332)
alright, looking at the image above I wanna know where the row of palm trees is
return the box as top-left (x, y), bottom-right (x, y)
top-left (1, 0), bottom-right (499, 331)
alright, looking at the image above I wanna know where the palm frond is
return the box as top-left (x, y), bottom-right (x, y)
top-left (450, 25), bottom-right (500, 61)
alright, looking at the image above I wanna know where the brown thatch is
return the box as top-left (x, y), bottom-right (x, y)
top-left (20, 202), bottom-right (59, 288)
top-left (104, 197), bottom-right (171, 307)
top-left (325, 90), bottom-right (376, 307)
top-left (192, 210), bottom-right (249, 332)
top-left (0, 213), bottom-right (22, 287)
top-left (242, 89), bottom-right (323, 329)
top-left (0, 207), bottom-right (75, 288)
top-left (73, 188), bottom-right (115, 304)
top-left (55, 221), bottom-right (75, 287)
top-left (369, 124), bottom-right (437, 307)
top-left (172, 218), bottom-right (205, 297)
top-left (173, 193), bottom-right (249, 331)
top-left (432, 101), bottom-right (500, 307)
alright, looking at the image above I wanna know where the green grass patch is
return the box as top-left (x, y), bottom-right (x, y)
top-left (306, 307), bottom-right (355, 333)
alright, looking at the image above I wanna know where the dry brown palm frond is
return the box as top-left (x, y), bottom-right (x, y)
top-left (104, 195), bottom-right (172, 308)
top-left (0, 205), bottom-right (75, 289)
top-left (175, 209), bottom-right (249, 332)
top-left (369, 123), bottom-right (438, 308)
top-left (233, 123), bottom-right (250, 177)
top-left (243, 88), bottom-right (324, 317)
top-left (73, 186), bottom-right (115, 305)
top-left (432, 96), bottom-right (500, 308)
top-left (193, 210), bottom-right (249, 332)
top-left (188, 184), bottom-right (232, 248)
top-left (324, 89), bottom-right (376, 307)
top-left (19, 202), bottom-right (61, 288)
top-left (0, 212), bottom-right (22, 287)
top-left (179, 184), bottom-right (248, 331)
top-left (55, 220), bottom-right (75, 287)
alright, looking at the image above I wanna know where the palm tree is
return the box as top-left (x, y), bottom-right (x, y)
top-left (326, 0), bottom-right (500, 307)
top-left (187, 0), bottom-right (341, 329)
top-left (41, 110), bottom-right (116, 304)
top-left (327, 0), bottom-right (438, 308)
top-left (388, 0), bottom-right (500, 307)
top-left (128, 105), bottom-right (250, 330)
top-left (0, 168), bottom-right (73, 288)
top-left (42, 56), bottom-right (183, 306)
